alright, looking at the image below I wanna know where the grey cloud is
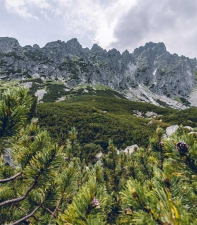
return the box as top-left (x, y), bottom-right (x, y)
top-left (169, 0), bottom-right (197, 18)
top-left (112, 0), bottom-right (197, 58)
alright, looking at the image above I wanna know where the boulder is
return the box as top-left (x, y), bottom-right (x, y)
top-left (166, 125), bottom-right (179, 136)
top-left (3, 148), bottom-right (14, 167)
top-left (184, 126), bottom-right (194, 131)
top-left (95, 151), bottom-right (103, 159)
top-left (123, 145), bottom-right (139, 154)
top-left (189, 132), bottom-right (197, 138)
top-left (145, 111), bottom-right (158, 118)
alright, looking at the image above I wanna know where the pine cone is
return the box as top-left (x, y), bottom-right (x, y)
top-left (176, 142), bottom-right (189, 156)
top-left (164, 178), bottom-right (170, 189)
top-left (132, 192), bottom-right (138, 199)
top-left (29, 136), bottom-right (35, 141)
top-left (125, 208), bottom-right (133, 215)
top-left (159, 142), bottom-right (165, 147)
top-left (92, 198), bottom-right (100, 208)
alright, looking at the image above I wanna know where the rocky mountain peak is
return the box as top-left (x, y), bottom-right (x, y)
top-left (44, 40), bottom-right (65, 49)
top-left (0, 37), bottom-right (22, 53)
top-left (133, 42), bottom-right (167, 58)
top-left (33, 44), bottom-right (40, 49)
top-left (107, 48), bottom-right (121, 58)
top-left (145, 42), bottom-right (166, 51)
top-left (65, 38), bottom-right (83, 55)
top-left (66, 38), bottom-right (82, 49)
top-left (91, 44), bottom-right (104, 53)
top-left (23, 45), bottom-right (33, 51)
top-left (122, 50), bottom-right (130, 57)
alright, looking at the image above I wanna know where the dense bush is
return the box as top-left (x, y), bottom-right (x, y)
top-left (37, 95), bottom-right (171, 151)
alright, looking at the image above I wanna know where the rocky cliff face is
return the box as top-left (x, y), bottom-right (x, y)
top-left (0, 37), bottom-right (197, 107)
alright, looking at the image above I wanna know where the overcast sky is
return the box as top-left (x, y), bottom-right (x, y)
top-left (0, 0), bottom-right (197, 58)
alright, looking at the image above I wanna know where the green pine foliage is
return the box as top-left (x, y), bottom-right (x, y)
top-left (118, 129), bottom-right (197, 224)
top-left (0, 88), bottom-right (34, 139)
top-left (0, 88), bottom-right (81, 224)
top-left (58, 177), bottom-right (112, 225)
top-left (1, 87), bottom-right (197, 224)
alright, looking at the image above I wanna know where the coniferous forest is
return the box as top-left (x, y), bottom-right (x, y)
top-left (1, 88), bottom-right (197, 225)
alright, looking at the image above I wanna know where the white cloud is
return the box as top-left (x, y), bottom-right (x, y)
top-left (4, 0), bottom-right (50, 18)
top-left (5, 0), bottom-right (34, 18)
top-left (56, 0), bottom-right (138, 48)
top-left (93, 0), bottom-right (138, 48)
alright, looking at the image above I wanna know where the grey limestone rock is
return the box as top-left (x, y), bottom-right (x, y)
top-left (0, 37), bottom-right (22, 53)
top-left (166, 125), bottom-right (179, 137)
top-left (184, 126), bottom-right (194, 131)
top-left (3, 148), bottom-right (14, 167)
top-left (124, 145), bottom-right (139, 154)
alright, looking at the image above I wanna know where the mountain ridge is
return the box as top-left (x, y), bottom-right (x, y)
top-left (0, 37), bottom-right (197, 108)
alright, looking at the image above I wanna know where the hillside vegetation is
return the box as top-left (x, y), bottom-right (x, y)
top-left (37, 86), bottom-right (197, 153)
top-left (37, 88), bottom-right (174, 151)
top-left (1, 79), bottom-right (197, 151)
top-left (1, 88), bottom-right (197, 224)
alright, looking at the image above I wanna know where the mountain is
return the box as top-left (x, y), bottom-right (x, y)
top-left (0, 37), bottom-right (197, 108)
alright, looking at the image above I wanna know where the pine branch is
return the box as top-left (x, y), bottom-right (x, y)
top-left (134, 192), bottom-right (164, 225)
top-left (49, 195), bottom-right (62, 221)
top-left (0, 147), bottom-right (56, 207)
top-left (17, 204), bottom-right (40, 222)
top-left (53, 197), bottom-right (62, 216)
top-left (159, 144), bottom-right (164, 170)
top-left (42, 205), bottom-right (56, 217)
top-left (0, 181), bottom-right (36, 207)
top-left (57, 208), bottom-right (63, 213)
top-left (0, 172), bottom-right (22, 183)
top-left (140, 155), bottom-right (151, 179)
top-left (12, 204), bottom-right (42, 225)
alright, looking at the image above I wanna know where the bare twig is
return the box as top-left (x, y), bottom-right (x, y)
top-left (52, 197), bottom-right (62, 218)
top-left (0, 172), bottom-right (22, 183)
top-left (12, 204), bottom-right (42, 225)
top-left (42, 205), bottom-right (56, 217)
top-left (0, 182), bottom-right (36, 207)
top-left (17, 204), bottom-right (40, 222)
